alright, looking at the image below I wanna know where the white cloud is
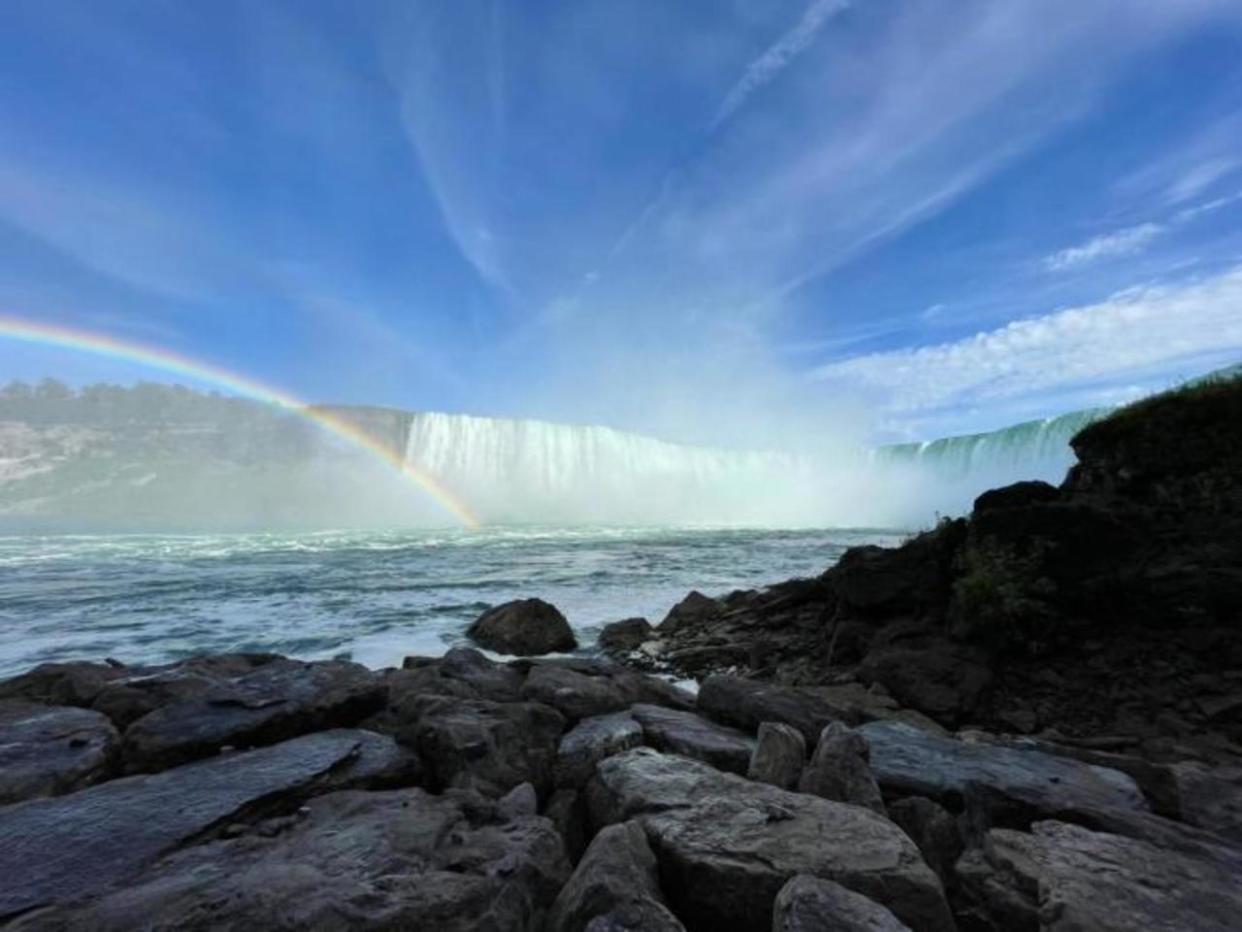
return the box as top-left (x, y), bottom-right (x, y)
top-left (811, 265), bottom-right (1242, 417)
top-left (1166, 157), bottom-right (1238, 204)
top-left (710, 0), bottom-right (850, 131)
top-left (1042, 223), bottom-right (1164, 271)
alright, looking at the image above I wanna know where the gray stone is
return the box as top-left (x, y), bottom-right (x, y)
top-left (557, 712), bottom-right (644, 789)
top-left (547, 821), bottom-right (685, 932)
top-left (773, 875), bottom-right (911, 932)
top-left (522, 665), bottom-right (629, 722)
top-left (545, 788), bottom-right (589, 864)
top-left (399, 694), bottom-right (564, 797)
top-left (858, 721), bottom-right (1146, 821)
top-left (799, 722), bottom-right (886, 816)
top-left (588, 748), bottom-right (953, 932)
top-left (498, 781), bottom-right (539, 820)
top-left (956, 820), bottom-right (1242, 932)
top-left (1172, 761), bottom-right (1242, 843)
top-left (630, 703), bottom-right (756, 775)
top-left (0, 700), bottom-right (118, 804)
top-left (747, 722), bottom-right (806, 789)
top-left (10, 789), bottom-right (571, 931)
top-left (887, 797), bottom-right (962, 883)
top-left (857, 643), bottom-right (993, 726)
top-left (698, 676), bottom-right (852, 744)
top-left (0, 730), bottom-right (389, 919)
top-left (597, 618), bottom-right (654, 654)
top-left (468, 598), bottom-right (577, 656)
top-left (121, 659), bottom-right (386, 773)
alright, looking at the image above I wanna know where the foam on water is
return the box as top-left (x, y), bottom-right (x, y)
top-left (0, 525), bottom-right (905, 677)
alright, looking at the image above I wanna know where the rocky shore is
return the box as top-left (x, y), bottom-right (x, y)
top-left (0, 376), bottom-right (1239, 930)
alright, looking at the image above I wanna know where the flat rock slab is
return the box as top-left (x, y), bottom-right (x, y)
top-left (773, 875), bottom-right (911, 932)
top-left (858, 722), bottom-right (1146, 818)
top-left (0, 729), bottom-right (382, 919)
top-left (589, 748), bottom-right (952, 932)
top-left (522, 665), bottom-right (630, 722)
top-left (121, 659), bottom-right (386, 773)
top-left (957, 820), bottom-right (1242, 932)
top-left (630, 704), bottom-right (756, 775)
top-left (10, 788), bottom-right (571, 931)
top-left (0, 700), bottom-right (118, 804)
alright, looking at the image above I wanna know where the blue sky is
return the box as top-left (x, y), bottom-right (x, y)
top-left (2, 0), bottom-right (1242, 445)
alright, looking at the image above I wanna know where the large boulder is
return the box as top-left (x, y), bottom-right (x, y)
top-left (468, 599), bottom-right (577, 656)
top-left (1170, 761), bottom-right (1242, 844)
top-left (399, 694), bottom-right (564, 798)
top-left (121, 659), bottom-right (386, 773)
top-left (10, 789), bottom-right (571, 931)
top-left (587, 748), bottom-right (953, 932)
top-left (697, 676), bottom-right (849, 745)
top-left (772, 875), bottom-right (911, 932)
top-left (546, 820), bottom-right (684, 932)
top-left (747, 722), bottom-right (806, 790)
top-left (597, 618), bottom-right (654, 654)
top-left (522, 665), bottom-right (629, 722)
top-left (399, 647), bottom-right (527, 703)
top-left (856, 642), bottom-right (993, 725)
top-left (858, 722), bottom-right (1147, 822)
top-left (886, 797), bottom-right (962, 884)
top-left (630, 704), bottom-right (756, 776)
top-left (657, 591), bottom-right (723, 637)
top-left (0, 700), bottom-right (119, 804)
top-left (0, 730), bottom-right (404, 919)
top-left (556, 712), bottom-right (644, 790)
top-left (799, 722), bottom-right (886, 816)
top-left (956, 820), bottom-right (1242, 932)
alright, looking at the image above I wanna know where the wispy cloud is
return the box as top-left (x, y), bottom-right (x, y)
top-left (811, 265), bottom-right (1242, 423)
top-left (1166, 157), bottom-right (1238, 203)
top-left (1043, 222), bottom-right (1164, 271)
top-left (710, 0), bottom-right (850, 131)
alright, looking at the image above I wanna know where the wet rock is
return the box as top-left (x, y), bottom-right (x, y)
top-left (399, 694), bottom-right (564, 798)
top-left (772, 875), bottom-right (911, 932)
top-left (858, 721), bottom-right (1146, 821)
top-left (799, 722), bottom-right (886, 816)
top-left (402, 647), bottom-right (527, 702)
top-left (121, 659), bottom-right (386, 773)
top-left (547, 820), bottom-right (684, 932)
top-left (0, 730), bottom-right (386, 919)
top-left (89, 654), bottom-right (283, 728)
top-left (856, 642), bottom-right (993, 725)
top-left (522, 664), bottom-right (629, 722)
top-left (598, 618), bottom-right (654, 654)
top-left (630, 703), bottom-right (756, 776)
top-left (973, 480), bottom-right (1060, 513)
top-left (588, 748), bottom-right (953, 932)
top-left (747, 722), bottom-right (806, 789)
top-left (468, 598), bottom-right (577, 656)
top-left (886, 797), bottom-right (962, 884)
top-left (698, 676), bottom-right (849, 745)
top-left (827, 522), bottom-right (963, 619)
top-left (10, 788), bottom-right (571, 931)
top-left (611, 672), bottom-right (697, 712)
top-left (657, 590), bottom-right (723, 636)
top-left (0, 660), bottom-right (129, 707)
top-left (498, 781), bottom-right (539, 820)
top-left (956, 820), bottom-right (1242, 932)
top-left (545, 788), bottom-right (589, 864)
top-left (556, 712), bottom-right (644, 789)
top-left (0, 700), bottom-right (119, 804)
top-left (1171, 761), bottom-right (1242, 843)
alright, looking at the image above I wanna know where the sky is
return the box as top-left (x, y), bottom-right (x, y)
top-left (1, 0), bottom-right (1242, 446)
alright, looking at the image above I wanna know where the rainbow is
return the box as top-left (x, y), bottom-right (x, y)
top-left (0, 314), bottom-right (481, 527)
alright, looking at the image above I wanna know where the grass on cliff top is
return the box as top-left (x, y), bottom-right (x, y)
top-left (1071, 366), bottom-right (1242, 469)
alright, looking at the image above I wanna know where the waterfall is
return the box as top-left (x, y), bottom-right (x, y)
top-left (872, 407), bottom-right (1113, 487)
top-left (401, 412), bottom-right (816, 525)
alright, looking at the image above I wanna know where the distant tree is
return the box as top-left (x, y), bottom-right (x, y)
top-left (1, 380), bottom-right (34, 401)
top-left (35, 377), bottom-right (74, 402)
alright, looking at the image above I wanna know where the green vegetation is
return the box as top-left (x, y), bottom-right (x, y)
top-left (949, 536), bottom-right (1057, 654)
top-left (1071, 364), bottom-right (1242, 477)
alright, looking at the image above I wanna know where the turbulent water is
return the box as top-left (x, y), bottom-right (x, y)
top-left (0, 525), bottom-right (905, 678)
